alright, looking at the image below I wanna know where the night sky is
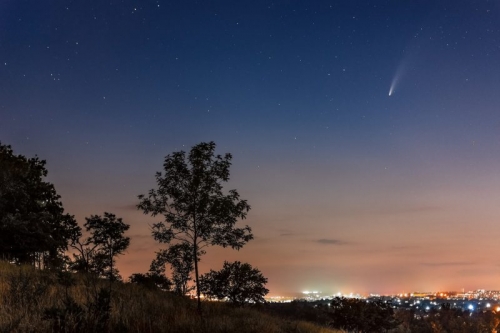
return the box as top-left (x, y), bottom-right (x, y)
top-left (3, 0), bottom-right (500, 295)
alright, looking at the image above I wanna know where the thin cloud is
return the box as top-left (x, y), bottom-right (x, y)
top-left (120, 203), bottom-right (139, 211)
top-left (420, 261), bottom-right (476, 267)
top-left (252, 236), bottom-right (271, 244)
top-left (277, 228), bottom-right (300, 237)
top-left (372, 205), bottom-right (443, 215)
top-left (316, 239), bottom-right (349, 245)
top-left (391, 245), bottom-right (421, 250)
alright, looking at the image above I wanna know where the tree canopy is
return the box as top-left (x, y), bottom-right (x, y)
top-left (200, 261), bottom-right (269, 306)
top-left (0, 143), bottom-right (78, 268)
top-left (137, 141), bottom-right (253, 311)
top-left (70, 212), bottom-right (130, 280)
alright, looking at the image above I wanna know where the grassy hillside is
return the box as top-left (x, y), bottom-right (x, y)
top-left (0, 262), bottom-right (341, 333)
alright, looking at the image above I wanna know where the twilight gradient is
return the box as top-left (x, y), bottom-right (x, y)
top-left (2, 0), bottom-right (500, 295)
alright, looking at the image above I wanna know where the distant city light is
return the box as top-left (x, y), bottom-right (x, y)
top-left (266, 289), bottom-right (500, 312)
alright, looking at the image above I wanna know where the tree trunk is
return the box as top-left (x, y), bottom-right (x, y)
top-left (193, 240), bottom-right (202, 314)
top-left (193, 197), bottom-right (202, 315)
top-left (109, 246), bottom-right (113, 293)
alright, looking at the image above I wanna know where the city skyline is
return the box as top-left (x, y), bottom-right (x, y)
top-left (2, 0), bottom-right (500, 295)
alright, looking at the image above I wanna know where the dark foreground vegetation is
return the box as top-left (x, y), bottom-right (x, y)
top-left (2, 260), bottom-right (499, 333)
top-left (0, 141), bottom-right (265, 311)
top-left (268, 298), bottom-right (500, 333)
top-left (0, 261), bottom-right (339, 333)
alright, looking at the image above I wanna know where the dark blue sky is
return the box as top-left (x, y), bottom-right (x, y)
top-left (3, 0), bottom-right (500, 294)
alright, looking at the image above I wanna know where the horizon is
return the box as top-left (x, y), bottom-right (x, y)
top-left (265, 287), bottom-right (500, 298)
top-left (266, 288), bottom-right (500, 298)
top-left (3, 0), bottom-right (500, 295)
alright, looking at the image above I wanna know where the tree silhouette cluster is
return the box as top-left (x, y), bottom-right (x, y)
top-left (0, 142), bottom-right (130, 280)
top-left (138, 141), bottom-right (268, 310)
top-left (69, 212), bottom-right (130, 280)
top-left (0, 141), bottom-right (267, 313)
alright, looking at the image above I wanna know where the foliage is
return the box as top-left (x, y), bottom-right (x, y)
top-left (70, 212), bottom-right (130, 280)
top-left (266, 298), bottom-right (398, 333)
top-left (265, 300), bottom-right (331, 325)
top-left (129, 271), bottom-right (173, 291)
top-left (268, 298), bottom-right (500, 333)
top-left (138, 141), bottom-right (253, 311)
top-left (200, 261), bottom-right (269, 305)
top-left (150, 243), bottom-right (195, 295)
top-left (0, 143), bottom-right (78, 268)
top-left (394, 304), bottom-right (500, 333)
top-left (3, 264), bottom-right (54, 311)
top-left (43, 271), bottom-right (112, 332)
top-left (327, 297), bottom-right (397, 332)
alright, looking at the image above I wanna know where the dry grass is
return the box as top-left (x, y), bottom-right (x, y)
top-left (0, 262), bottom-right (343, 333)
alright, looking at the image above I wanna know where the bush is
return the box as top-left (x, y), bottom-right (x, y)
top-left (200, 261), bottom-right (269, 305)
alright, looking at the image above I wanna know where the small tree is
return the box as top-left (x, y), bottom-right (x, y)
top-left (199, 261), bottom-right (269, 305)
top-left (138, 141), bottom-right (253, 312)
top-left (150, 243), bottom-right (195, 295)
top-left (70, 212), bottom-right (130, 281)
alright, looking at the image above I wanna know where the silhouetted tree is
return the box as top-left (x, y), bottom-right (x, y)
top-left (0, 143), bottom-right (78, 268)
top-left (137, 141), bottom-right (253, 312)
top-left (150, 243), bottom-right (195, 295)
top-left (199, 261), bottom-right (268, 306)
top-left (70, 212), bottom-right (130, 280)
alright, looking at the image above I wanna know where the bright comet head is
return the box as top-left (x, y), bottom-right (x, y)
top-left (388, 81), bottom-right (396, 96)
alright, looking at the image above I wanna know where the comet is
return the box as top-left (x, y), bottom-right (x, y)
top-left (388, 59), bottom-right (407, 97)
top-left (388, 83), bottom-right (395, 96)
top-left (388, 65), bottom-right (402, 96)
top-left (388, 74), bottom-right (398, 96)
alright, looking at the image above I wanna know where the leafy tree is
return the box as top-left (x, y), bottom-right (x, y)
top-left (70, 212), bottom-right (130, 280)
top-left (199, 261), bottom-right (268, 305)
top-left (0, 143), bottom-right (78, 268)
top-left (138, 141), bottom-right (253, 312)
top-left (150, 243), bottom-right (195, 295)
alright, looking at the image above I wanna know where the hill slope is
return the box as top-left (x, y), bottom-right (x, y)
top-left (0, 262), bottom-right (341, 333)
